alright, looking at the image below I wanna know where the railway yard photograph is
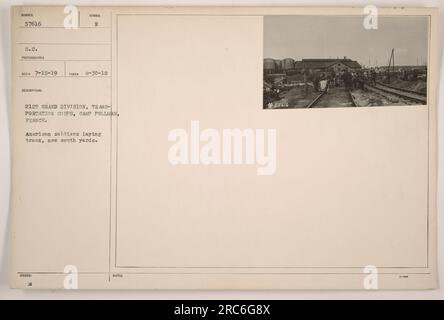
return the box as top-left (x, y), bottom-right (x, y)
top-left (263, 15), bottom-right (428, 109)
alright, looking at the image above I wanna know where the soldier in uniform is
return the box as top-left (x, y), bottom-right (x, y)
top-left (370, 68), bottom-right (377, 86)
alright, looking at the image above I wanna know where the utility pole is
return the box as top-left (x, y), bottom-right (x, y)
top-left (387, 48), bottom-right (394, 84)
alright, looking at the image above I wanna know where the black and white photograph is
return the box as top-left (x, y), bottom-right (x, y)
top-left (263, 15), bottom-right (429, 109)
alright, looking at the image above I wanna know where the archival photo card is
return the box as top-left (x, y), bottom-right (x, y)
top-left (9, 6), bottom-right (437, 290)
top-left (263, 15), bottom-right (429, 109)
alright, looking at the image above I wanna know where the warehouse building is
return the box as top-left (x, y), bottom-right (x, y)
top-left (295, 58), bottom-right (361, 73)
top-left (264, 57), bottom-right (361, 74)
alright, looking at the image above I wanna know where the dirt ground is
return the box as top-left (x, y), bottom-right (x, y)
top-left (314, 87), bottom-right (354, 108)
top-left (351, 88), bottom-right (417, 107)
top-left (265, 81), bottom-right (421, 108)
top-left (268, 84), bottom-right (320, 108)
top-left (383, 78), bottom-right (427, 94)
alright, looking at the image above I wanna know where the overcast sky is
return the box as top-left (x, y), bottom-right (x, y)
top-left (264, 16), bottom-right (429, 67)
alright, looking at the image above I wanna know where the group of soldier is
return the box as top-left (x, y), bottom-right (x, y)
top-left (312, 68), bottom-right (378, 93)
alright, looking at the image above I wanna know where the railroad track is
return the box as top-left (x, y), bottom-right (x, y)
top-left (376, 81), bottom-right (426, 97)
top-left (306, 88), bottom-right (358, 108)
top-left (306, 90), bottom-right (326, 108)
top-left (367, 83), bottom-right (427, 104)
top-left (348, 90), bottom-right (358, 107)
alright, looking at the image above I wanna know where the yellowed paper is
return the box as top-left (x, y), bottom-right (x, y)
top-left (10, 6), bottom-right (438, 289)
